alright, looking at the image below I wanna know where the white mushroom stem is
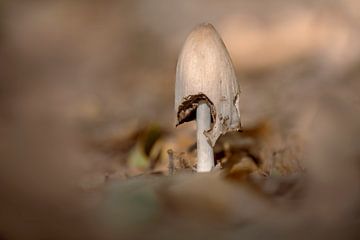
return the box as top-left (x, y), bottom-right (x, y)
top-left (196, 101), bottom-right (214, 172)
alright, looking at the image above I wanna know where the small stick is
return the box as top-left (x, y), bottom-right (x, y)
top-left (167, 149), bottom-right (175, 175)
top-left (196, 102), bottom-right (214, 172)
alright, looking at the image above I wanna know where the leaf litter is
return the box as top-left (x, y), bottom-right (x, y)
top-left (1, 1), bottom-right (360, 239)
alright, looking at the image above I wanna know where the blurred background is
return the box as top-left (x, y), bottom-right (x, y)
top-left (0, 0), bottom-right (360, 239)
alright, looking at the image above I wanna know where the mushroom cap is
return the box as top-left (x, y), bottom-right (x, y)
top-left (175, 23), bottom-right (241, 146)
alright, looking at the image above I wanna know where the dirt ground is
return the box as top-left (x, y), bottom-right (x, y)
top-left (0, 0), bottom-right (360, 239)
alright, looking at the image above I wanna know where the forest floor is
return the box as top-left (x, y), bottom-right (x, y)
top-left (0, 1), bottom-right (360, 239)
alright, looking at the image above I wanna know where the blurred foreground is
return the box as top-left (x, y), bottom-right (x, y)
top-left (0, 0), bottom-right (360, 239)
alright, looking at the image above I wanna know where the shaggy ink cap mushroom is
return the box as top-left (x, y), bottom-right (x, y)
top-left (175, 23), bottom-right (241, 147)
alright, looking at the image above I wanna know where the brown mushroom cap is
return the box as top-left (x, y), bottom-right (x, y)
top-left (175, 23), bottom-right (241, 146)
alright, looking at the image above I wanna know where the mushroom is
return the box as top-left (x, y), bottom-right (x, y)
top-left (175, 23), bottom-right (241, 172)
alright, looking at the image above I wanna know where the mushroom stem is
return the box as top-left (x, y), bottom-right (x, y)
top-left (196, 101), bottom-right (214, 172)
